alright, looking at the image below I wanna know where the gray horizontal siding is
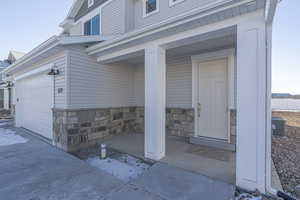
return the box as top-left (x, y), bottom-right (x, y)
top-left (54, 56), bottom-right (67, 109)
top-left (75, 0), bottom-right (110, 21)
top-left (134, 0), bottom-right (219, 29)
top-left (102, 0), bottom-right (126, 36)
top-left (67, 46), bottom-right (134, 109)
top-left (166, 56), bottom-right (193, 108)
top-left (13, 53), bottom-right (67, 109)
top-left (132, 56), bottom-right (193, 108)
top-left (133, 0), bottom-right (265, 30)
top-left (66, 50), bottom-right (235, 110)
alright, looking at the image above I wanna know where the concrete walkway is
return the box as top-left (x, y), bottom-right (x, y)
top-left (0, 126), bottom-right (235, 200)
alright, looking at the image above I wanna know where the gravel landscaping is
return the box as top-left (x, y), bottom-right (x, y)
top-left (272, 111), bottom-right (300, 198)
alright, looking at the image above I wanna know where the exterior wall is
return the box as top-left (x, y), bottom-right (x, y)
top-left (166, 108), bottom-right (194, 137)
top-left (133, 55), bottom-right (193, 108)
top-left (69, 22), bottom-right (82, 36)
top-left (53, 107), bottom-right (144, 153)
top-left (54, 55), bottom-right (67, 109)
top-left (101, 0), bottom-right (126, 36)
top-left (134, 0), bottom-right (219, 29)
top-left (13, 52), bottom-right (67, 109)
top-left (53, 106), bottom-right (236, 153)
top-left (71, 0), bottom-right (127, 36)
top-left (75, 0), bottom-right (110, 21)
top-left (125, 0), bottom-right (135, 32)
top-left (69, 0), bottom-right (265, 37)
top-left (67, 46), bottom-right (135, 109)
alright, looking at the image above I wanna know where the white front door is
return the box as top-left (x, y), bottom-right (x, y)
top-left (197, 58), bottom-right (228, 140)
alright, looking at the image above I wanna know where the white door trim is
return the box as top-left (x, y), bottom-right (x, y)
top-left (192, 48), bottom-right (235, 143)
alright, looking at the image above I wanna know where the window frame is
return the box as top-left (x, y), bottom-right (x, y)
top-left (83, 14), bottom-right (101, 36)
top-left (143, 0), bottom-right (159, 18)
top-left (169, 0), bottom-right (185, 7)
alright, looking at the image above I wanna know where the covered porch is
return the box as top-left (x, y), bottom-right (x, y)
top-left (92, 27), bottom-right (239, 184)
top-left (87, 10), bottom-right (268, 192)
top-left (103, 133), bottom-right (236, 184)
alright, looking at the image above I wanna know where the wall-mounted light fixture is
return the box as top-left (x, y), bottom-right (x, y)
top-left (48, 68), bottom-right (60, 76)
top-left (4, 81), bottom-right (14, 88)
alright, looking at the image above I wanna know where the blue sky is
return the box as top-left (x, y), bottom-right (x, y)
top-left (272, 0), bottom-right (300, 94)
top-left (0, 0), bottom-right (72, 59)
top-left (0, 0), bottom-right (299, 94)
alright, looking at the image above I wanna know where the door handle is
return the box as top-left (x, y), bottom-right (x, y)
top-left (197, 103), bottom-right (201, 117)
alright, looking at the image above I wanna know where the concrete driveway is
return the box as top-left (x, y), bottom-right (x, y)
top-left (0, 125), bottom-right (235, 200)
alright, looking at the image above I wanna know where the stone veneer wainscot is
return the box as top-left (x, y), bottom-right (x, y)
top-left (53, 107), bottom-right (237, 153)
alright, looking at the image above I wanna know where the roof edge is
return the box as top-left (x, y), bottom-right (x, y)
top-left (2, 36), bottom-right (60, 74)
top-left (265, 0), bottom-right (278, 24)
top-left (60, 0), bottom-right (84, 28)
top-left (2, 35), bottom-right (107, 75)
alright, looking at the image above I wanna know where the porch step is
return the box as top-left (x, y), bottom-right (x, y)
top-left (189, 136), bottom-right (236, 152)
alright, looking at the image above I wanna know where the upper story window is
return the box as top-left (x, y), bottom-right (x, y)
top-left (84, 15), bottom-right (100, 35)
top-left (169, 0), bottom-right (185, 7)
top-left (88, 0), bottom-right (94, 8)
top-left (143, 0), bottom-right (159, 17)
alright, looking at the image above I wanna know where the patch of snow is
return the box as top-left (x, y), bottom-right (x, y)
top-left (0, 129), bottom-right (28, 146)
top-left (0, 122), bottom-right (12, 126)
top-left (86, 155), bottom-right (150, 182)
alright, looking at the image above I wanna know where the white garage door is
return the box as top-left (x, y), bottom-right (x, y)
top-left (16, 73), bottom-right (53, 139)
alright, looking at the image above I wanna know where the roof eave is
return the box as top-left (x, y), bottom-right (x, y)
top-left (265, 0), bottom-right (278, 24)
top-left (2, 35), bottom-right (106, 75)
top-left (60, 0), bottom-right (84, 28)
top-left (2, 36), bottom-right (60, 74)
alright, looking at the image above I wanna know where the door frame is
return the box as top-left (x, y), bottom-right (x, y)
top-left (191, 48), bottom-right (235, 143)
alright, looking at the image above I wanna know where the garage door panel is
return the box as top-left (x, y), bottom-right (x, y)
top-left (16, 74), bottom-right (53, 139)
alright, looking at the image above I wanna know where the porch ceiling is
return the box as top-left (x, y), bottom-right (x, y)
top-left (114, 34), bottom-right (236, 66)
top-left (98, 25), bottom-right (236, 66)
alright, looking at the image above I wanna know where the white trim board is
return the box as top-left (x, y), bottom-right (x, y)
top-left (191, 48), bottom-right (235, 143)
top-left (87, 0), bottom-right (254, 54)
top-left (169, 0), bottom-right (186, 7)
top-left (15, 63), bottom-right (54, 81)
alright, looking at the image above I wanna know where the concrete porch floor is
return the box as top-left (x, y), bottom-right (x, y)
top-left (103, 133), bottom-right (236, 184)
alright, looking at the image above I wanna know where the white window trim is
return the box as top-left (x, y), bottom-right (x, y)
top-left (83, 12), bottom-right (102, 35)
top-left (143, 0), bottom-right (160, 18)
top-left (169, 0), bottom-right (185, 7)
top-left (88, 0), bottom-right (94, 8)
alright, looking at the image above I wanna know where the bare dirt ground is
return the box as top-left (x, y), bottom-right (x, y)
top-left (272, 111), bottom-right (300, 198)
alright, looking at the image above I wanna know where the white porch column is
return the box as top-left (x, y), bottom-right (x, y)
top-left (236, 15), bottom-right (267, 192)
top-left (144, 45), bottom-right (166, 160)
